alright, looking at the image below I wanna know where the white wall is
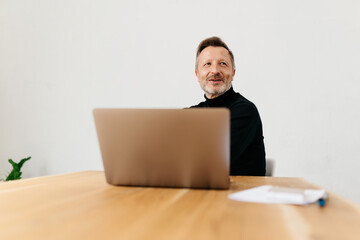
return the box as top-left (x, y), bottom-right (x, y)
top-left (1, 1), bottom-right (359, 203)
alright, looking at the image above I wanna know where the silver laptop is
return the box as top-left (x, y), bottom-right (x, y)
top-left (93, 108), bottom-right (230, 189)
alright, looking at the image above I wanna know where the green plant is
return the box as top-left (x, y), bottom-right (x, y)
top-left (1, 156), bottom-right (31, 181)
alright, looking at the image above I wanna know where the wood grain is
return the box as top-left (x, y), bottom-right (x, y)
top-left (0, 171), bottom-right (359, 240)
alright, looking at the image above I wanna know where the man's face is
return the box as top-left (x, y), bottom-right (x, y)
top-left (196, 46), bottom-right (235, 99)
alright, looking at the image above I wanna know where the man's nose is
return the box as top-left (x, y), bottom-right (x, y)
top-left (210, 64), bottom-right (220, 74)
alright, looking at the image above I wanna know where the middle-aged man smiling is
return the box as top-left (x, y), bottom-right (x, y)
top-left (190, 36), bottom-right (266, 176)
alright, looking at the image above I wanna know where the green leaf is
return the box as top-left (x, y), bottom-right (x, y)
top-left (5, 157), bottom-right (31, 181)
top-left (18, 157), bottom-right (31, 169)
top-left (8, 159), bottom-right (20, 171)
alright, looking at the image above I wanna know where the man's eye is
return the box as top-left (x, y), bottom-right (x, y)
top-left (220, 62), bottom-right (227, 66)
top-left (204, 63), bottom-right (211, 67)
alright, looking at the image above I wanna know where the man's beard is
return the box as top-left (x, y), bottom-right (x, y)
top-left (204, 83), bottom-right (229, 96)
top-left (202, 74), bottom-right (232, 98)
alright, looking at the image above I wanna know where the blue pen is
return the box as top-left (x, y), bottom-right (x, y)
top-left (318, 192), bottom-right (328, 207)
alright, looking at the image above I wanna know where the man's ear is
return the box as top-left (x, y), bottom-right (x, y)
top-left (232, 69), bottom-right (236, 77)
top-left (195, 70), bottom-right (200, 82)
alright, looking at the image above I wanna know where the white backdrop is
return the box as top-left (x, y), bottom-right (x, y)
top-left (1, 0), bottom-right (360, 203)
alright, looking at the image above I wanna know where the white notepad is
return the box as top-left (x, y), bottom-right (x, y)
top-left (228, 185), bottom-right (326, 205)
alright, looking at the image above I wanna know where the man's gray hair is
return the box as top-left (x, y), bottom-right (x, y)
top-left (195, 36), bottom-right (235, 70)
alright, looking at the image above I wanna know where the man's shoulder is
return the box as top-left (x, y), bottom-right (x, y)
top-left (230, 94), bottom-right (261, 118)
top-left (231, 94), bottom-right (258, 110)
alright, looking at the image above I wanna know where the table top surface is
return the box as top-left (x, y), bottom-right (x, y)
top-left (0, 171), bottom-right (359, 240)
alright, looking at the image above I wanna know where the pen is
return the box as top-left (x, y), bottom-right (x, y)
top-left (318, 192), bottom-right (328, 207)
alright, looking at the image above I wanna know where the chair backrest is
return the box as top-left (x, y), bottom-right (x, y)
top-left (265, 159), bottom-right (275, 176)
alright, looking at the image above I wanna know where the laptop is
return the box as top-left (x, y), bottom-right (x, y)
top-left (93, 108), bottom-right (230, 189)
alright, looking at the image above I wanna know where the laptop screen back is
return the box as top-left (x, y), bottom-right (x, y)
top-left (93, 108), bottom-right (230, 189)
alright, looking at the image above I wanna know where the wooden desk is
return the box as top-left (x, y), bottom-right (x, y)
top-left (0, 171), bottom-right (359, 240)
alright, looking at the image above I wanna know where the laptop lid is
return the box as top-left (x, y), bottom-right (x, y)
top-left (93, 108), bottom-right (230, 189)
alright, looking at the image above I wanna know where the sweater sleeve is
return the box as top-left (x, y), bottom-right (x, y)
top-left (230, 101), bottom-right (265, 175)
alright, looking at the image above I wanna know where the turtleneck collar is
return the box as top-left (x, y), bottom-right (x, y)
top-left (204, 86), bottom-right (238, 107)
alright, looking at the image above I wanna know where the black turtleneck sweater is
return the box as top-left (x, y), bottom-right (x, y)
top-left (190, 87), bottom-right (266, 176)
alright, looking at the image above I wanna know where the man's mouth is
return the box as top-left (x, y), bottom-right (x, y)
top-left (209, 78), bottom-right (223, 83)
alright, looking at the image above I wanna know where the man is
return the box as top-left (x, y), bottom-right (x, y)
top-left (191, 36), bottom-right (266, 176)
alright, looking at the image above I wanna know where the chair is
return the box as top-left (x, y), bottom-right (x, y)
top-left (265, 158), bottom-right (275, 176)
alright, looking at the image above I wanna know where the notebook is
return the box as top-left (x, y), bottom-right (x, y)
top-left (93, 108), bottom-right (230, 189)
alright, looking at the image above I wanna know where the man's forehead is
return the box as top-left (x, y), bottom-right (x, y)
top-left (198, 46), bottom-right (232, 60)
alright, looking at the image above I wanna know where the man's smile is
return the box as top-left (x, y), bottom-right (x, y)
top-left (208, 79), bottom-right (223, 85)
top-left (207, 75), bottom-right (224, 84)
